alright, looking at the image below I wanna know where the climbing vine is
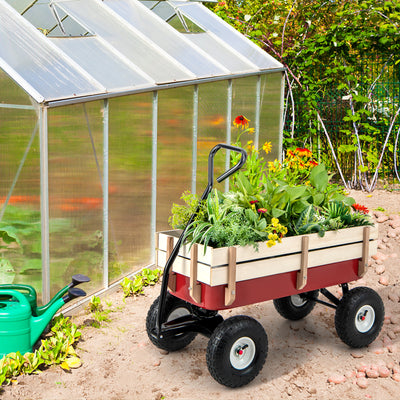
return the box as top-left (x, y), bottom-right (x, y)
top-left (209, 1), bottom-right (400, 190)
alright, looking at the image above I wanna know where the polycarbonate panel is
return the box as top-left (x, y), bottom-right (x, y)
top-left (58, 0), bottom-right (196, 84)
top-left (197, 80), bottom-right (229, 193)
top-left (149, 1), bottom-right (176, 20)
top-left (5, 0), bottom-right (32, 13)
top-left (51, 37), bottom-right (153, 91)
top-left (0, 108), bottom-right (42, 299)
top-left (109, 94), bottom-right (153, 279)
top-left (259, 73), bottom-right (284, 161)
top-left (104, 0), bottom-right (228, 78)
top-left (172, 1), bottom-right (284, 70)
top-left (48, 102), bottom-right (104, 297)
top-left (186, 33), bottom-right (255, 74)
top-left (157, 87), bottom-right (194, 232)
top-left (0, 2), bottom-right (105, 103)
top-left (0, 68), bottom-right (33, 105)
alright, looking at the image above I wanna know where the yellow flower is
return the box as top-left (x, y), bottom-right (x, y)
top-left (248, 128), bottom-right (255, 134)
top-left (267, 240), bottom-right (276, 248)
top-left (271, 218), bottom-right (279, 227)
top-left (263, 141), bottom-right (272, 154)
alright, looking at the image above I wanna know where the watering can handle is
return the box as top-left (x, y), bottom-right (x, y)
top-left (0, 284), bottom-right (36, 298)
top-left (0, 289), bottom-right (30, 307)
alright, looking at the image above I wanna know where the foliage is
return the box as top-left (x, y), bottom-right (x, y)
top-left (0, 315), bottom-right (81, 385)
top-left (120, 268), bottom-right (162, 298)
top-left (171, 117), bottom-right (373, 251)
top-left (209, 1), bottom-right (400, 190)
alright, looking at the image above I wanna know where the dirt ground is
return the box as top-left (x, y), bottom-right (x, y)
top-left (1, 189), bottom-right (400, 400)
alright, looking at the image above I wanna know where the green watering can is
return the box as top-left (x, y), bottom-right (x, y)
top-left (0, 274), bottom-right (90, 316)
top-left (0, 286), bottom-right (87, 357)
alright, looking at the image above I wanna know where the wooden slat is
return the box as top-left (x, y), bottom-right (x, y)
top-left (296, 235), bottom-right (309, 290)
top-left (225, 247), bottom-right (237, 306)
top-left (166, 236), bottom-right (176, 291)
top-left (358, 226), bottom-right (370, 277)
top-left (189, 244), bottom-right (201, 303)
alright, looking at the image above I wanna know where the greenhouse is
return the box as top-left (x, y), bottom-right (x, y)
top-left (0, 0), bottom-right (284, 305)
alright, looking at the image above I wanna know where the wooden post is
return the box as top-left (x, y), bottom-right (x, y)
top-left (189, 243), bottom-right (202, 303)
top-left (225, 246), bottom-right (237, 306)
top-left (166, 236), bottom-right (176, 291)
top-left (358, 226), bottom-right (370, 277)
top-left (296, 235), bottom-right (309, 290)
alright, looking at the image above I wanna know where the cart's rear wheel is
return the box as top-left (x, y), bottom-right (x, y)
top-left (206, 315), bottom-right (268, 388)
top-left (335, 287), bottom-right (384, 348)
top-left (273, 290), bottom-right (319, 321)
top-left (146, 294), bottom-right (197, 352)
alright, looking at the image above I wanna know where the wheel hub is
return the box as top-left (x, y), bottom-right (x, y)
top-left (230, 337), bottom-right (256, 370)
top-left (355, 305), bottom-right (375, 333)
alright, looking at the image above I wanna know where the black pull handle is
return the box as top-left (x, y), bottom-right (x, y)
top-left (70, 274), bottom-right (91, 287)
top-left (202, 143), bottom-right (247, 201)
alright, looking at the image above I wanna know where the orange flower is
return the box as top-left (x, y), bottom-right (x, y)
top-left (233, 115), bottom-right (250, 129)
top-left (352, 203), bottom-right (369, 214)
top-left (257, 208), bottom-right (267, 213)
top-left (309, 160), bottom-right (318, 166)
top-left (294, 148), bottom-right (312, 157)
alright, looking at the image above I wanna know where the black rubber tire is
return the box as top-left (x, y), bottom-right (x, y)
top-left (273, 290), bottom-right (319, 321)
top-left (206, 315), bottom-right (268, 388)
top-left (146, 294), bottom-right (197, 352)
top-left (335, 287), bottom-right (384, 348)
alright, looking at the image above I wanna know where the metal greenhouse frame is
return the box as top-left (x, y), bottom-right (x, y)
top-left (0, 0), bottom-right (284, 304)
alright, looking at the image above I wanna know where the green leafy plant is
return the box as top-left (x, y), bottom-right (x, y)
top-left (0, 315), bottom-right (82, 385)
top-left (121, 268), bottom-right (162, 298)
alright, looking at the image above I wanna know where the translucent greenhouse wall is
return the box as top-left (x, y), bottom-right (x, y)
top-left (1, 71), bottom-right (284, 303)
top-left (0, 70), bottom-right (42, 294)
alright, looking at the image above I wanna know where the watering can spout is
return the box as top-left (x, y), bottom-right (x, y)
top-left (30, 287), bottom-right (86, 347)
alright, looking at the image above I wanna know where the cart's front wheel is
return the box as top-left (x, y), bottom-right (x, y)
top-left (273, 290), bottom-right (319, 321)
top-left (146, 294), bottom-right (197, 352)
top-left (206, 315), bottom-right (268, 388)
top-left (335, 287), bottom-right (384, 348)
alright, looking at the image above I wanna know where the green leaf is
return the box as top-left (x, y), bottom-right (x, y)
top-left (309, 164), bottom-right (329, 192)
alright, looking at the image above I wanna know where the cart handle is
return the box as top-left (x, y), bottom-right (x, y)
top-left (202, 143), bottom-right (248, 201)
top-left (155, 144), bottom-right (247, 337)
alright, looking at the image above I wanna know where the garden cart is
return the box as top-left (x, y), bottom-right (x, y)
top-left (146, 144), bottom-right (384, 388)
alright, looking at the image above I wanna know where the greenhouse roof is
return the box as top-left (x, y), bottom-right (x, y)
top-left (0, 0), bottom-right (284, 106)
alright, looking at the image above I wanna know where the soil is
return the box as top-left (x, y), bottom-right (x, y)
top-left (1, 189), bottom-right (400, 400)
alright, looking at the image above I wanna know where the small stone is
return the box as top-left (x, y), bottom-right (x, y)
top-left (393, 326), bottom-right (400, 334)
top-left (379, 276), bottom-right (389, 286)
top-left (382, 237), bottom-right (389, 243)
top-left (356, 377), bottom-right (369, 388)
top-left (345, 370), bottom-right (356, 379)
top-left (375, 264), bottom-right (386, 275)
top-left (393, 365), bottom-right (400, 374)
top-left (351, 350), bottom-right (364, 358)
top-left (375, 259), bottom-right (383, 265)
top-left (366, 368), bottom-right (379, 378)
top-left (388, 292), bottom-right (400, 302)
top-left (392, 373), bottom-right (400, 382)
top-left (308, 388), bottom-right (317, 395)
top-left (387, 344), bottom-right (397, 353)
top-left (384, 315), bottom-right (392, 324)
top-left (153, 359), bottom-right (161, 367)
top-left (378, 366), bottom-right (391, 378)
top-left (383, 336), bottom-right (393, 347)
top-left (159, 349), bottom-right (169, 355)
top-left (387, 361), bottom-right (395, 370)
top-left (328, 374), bottom-right (346, 384)
top-left (378, 243), bottom-right (387, 250)
top-left (388, 330), bottom-right (397, 340)
top-left (377, 215), bottom-right (389, 223)
top-left (356, 371), bottom-right (366, 378)
top-left (391, 315), bottom-right (400, 325)
top-left (357, 363), bottom-right (369, 373)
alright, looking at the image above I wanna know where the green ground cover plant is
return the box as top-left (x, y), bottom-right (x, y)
top-left (0, 315), bottom-right (81, 386)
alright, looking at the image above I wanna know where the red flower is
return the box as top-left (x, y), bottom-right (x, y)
top-left (294, 148), bottom-right (312, 157)
top-left (352, 203), bottom-right (369, 214)
top-left (309, 160), bottom-right (318, 166)
top-left (233, 115), bottom-right (250, 129)
top-left (257, 208), bottom-right (267, 213)
top-left (249, 200), bottom-right (259, 204)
